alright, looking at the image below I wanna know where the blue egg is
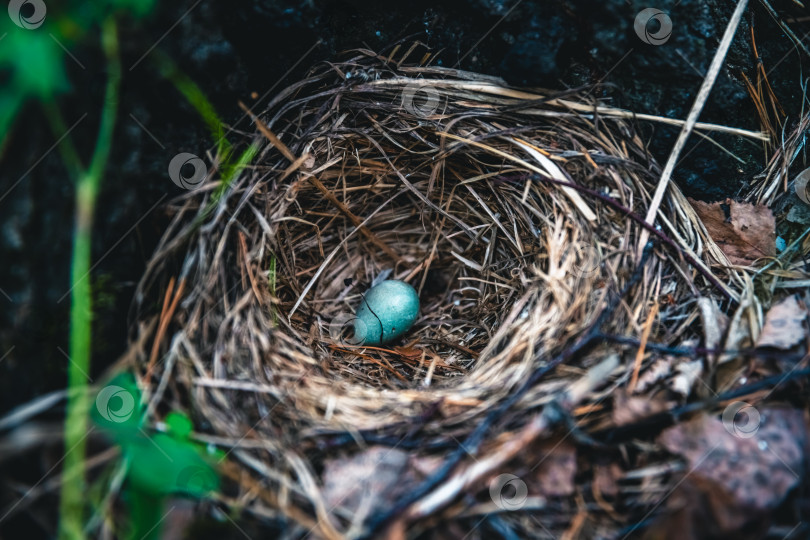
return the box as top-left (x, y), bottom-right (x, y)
top-left (353, 280), bottom-right (419, 345)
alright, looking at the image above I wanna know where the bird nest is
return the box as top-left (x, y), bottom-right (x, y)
top-left (127, 50), bottom-right (746, 538)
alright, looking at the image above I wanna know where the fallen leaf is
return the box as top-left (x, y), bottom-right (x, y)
top-left (719, 298), bottom-right (754, 365)
top-left (646, 407), bottom-right (807, 539)
top-left (641, 475), bottom-right (767, 540)
top-left (531, 441), bottom-right (577, 497)
top-left (756, 295), bottom-right (808, 350)
top-left (697, 296), bottom-right (729, 354)
top-left (658, 407), bottom-right (805, 511)
top-left (690, 198), bottom-right (776, 266)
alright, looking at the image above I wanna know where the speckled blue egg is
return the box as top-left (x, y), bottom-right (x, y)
top-left (354, 280), bottom-right (419, 345)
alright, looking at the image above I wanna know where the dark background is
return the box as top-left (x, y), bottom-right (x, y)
top-left (1, 0), bottom-right (808, 536)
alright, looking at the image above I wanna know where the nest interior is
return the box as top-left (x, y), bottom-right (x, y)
top-left (129, 50), bottom-right (748, 537)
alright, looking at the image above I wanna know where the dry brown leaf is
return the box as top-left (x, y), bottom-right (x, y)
top-left (658, 407), bottom-right (805, 511)
top-left (697, 296), bottom-right (729, 353)
top-left (646, 407), bottom-right (807, 539)
top-left (531, 441), bottom-right (577, 497)
top-left (641, 475), bottom-right (766, 540)
top-left (690, 198), bottom-right (776, 266)
top-left (756, 295), bottom-right (808, 350)
top-left (719, 298), bottom-right (754, 365)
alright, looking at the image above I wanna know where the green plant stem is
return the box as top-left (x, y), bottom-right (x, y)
top-left (215, 142), bottom-right (259, 200)
top-left (126, 487), bottom-right (165, 540)
top-left (152, 51), bottom-right (232, 158)
top-left (59, 17), bottom-right (120, 540)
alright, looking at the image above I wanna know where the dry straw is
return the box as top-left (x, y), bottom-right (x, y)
top-left (125, 49), bottom-right (759, 538)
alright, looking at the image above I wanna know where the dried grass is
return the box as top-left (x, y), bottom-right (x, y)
top-left (123, 49), bottom-right (761, 538)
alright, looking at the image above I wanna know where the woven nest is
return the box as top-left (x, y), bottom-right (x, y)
top-left (128, 50), bottom-right (747, 538)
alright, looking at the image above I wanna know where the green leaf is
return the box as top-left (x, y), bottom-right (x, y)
top-left (164, 411), bottom-right (193, 439)
top-left (0, 27), bottom-right (69, 99)
top-left (124, 433), bottom-right (220, 498)
top-left (153, 51), bottom-right (232, 158)
top-left (91, 375), bottom-right (220, 499)
top-left (91, 372), bottom-right (144, 441)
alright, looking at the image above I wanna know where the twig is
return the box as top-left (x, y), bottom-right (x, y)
top-left (144, 277), bottom-right (185, 383)
top-left (758, 0), bottom-right (810, 59)
top-left (628, 301), bottom-right (659, 393)
top-left (598, 334), bottom-right (807, 362)
top-left (530, 175), bottom-right (736, 302)
top-left (364, 79), bottom-right (769, 141)
top-left (593, 365), bottom-right (810, 443)
top-left (636, 0), bottom-right (750, 259)
top-left (238, 100), bottom-right (296, 162)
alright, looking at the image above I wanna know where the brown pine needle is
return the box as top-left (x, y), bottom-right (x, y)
top-left (628, 301), bottom-right (660, 393)
top-left (145, 276), bottom-right (185, 382)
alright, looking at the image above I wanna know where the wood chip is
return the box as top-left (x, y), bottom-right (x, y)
top-left (756, 295), bottom-right (808, 349)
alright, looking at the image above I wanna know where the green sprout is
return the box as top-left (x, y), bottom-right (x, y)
top-left (92, 373), bottom-right (220, 540)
